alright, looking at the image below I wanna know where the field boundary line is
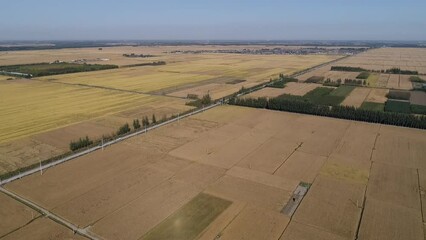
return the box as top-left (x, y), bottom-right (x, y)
top-left (0, 187), bottom-right (99, 240)
top-left (0, 102), bottom-right (221, 186)
top-left (354, 129), bottom-right (380, 240)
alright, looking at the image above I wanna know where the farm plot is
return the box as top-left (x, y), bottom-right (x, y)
top-left (410, 91), bottom-right (426, 106)
top-left (0, 80), bottom-right (174, 144)
top-left (0, 192), bottom-right (40, 237)
top-left (365, 88), bottom-right (389, 103)
top-left (292, 175), bottom-right (365, 239)
top-left (0, 217), bottom-right (87, 240)
top-left (282, 82), bottom-right (321, 96)
top-left (358, 198), bottom-right (424, 240)
top-left (142, 193), bottom-right (231, 240)
top-left (341, 87), bottom-right (371, 107)
top-left (3, 105), bottom-right (426, 240)
top-left (242, 87), bottom-right (287, 99)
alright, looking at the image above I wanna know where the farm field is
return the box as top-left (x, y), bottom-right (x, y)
top-left (341, 87), bottom-right (371, 107)
top-left (0, 45), bottom-right (340, 67)
top-left (0, 46), bottom-right (341, 175)
top-left (298, 48), bottom-right (425, 90)
top-left (38, 53), bottom-right (339, 95)
top-left (3, 105), bottom-right (425, 240)
top-left (242, 87), bottom-right (287, 99)
top-left (0, 78), bottom-right (192, 174)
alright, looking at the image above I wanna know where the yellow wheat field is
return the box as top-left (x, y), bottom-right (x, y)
top-left (39, 54), bottom-right (340, 93)
top-left (0, 80), bottom-right (178, 143)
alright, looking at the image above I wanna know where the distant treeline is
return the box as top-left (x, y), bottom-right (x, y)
top-left (331, 66), bottom-right (368, 72)
top-left (331, 66), bottom-right (418, 75)
top-left (0, 62), bottom-right (118, 78)
top-left (385, 68), bottom-right (418, 75)
top-left (122, 61), bottom-right (166, 68)
top-left (229, 97), bottom-right (426, 129)
top-left (123, 53), bottom-right (156, 58)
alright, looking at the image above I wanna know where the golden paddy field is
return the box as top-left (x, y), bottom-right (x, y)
top-left (39, 54), bottom-right (340, 94)
top-left (0, 79), bottom-right (180, 144)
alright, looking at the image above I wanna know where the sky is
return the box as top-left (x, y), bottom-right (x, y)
top-left (1, 0), bottom-right (425, 41)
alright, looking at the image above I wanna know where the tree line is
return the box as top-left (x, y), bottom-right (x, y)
top-left (229, 97), bottom-right (426, 129)
top-left (70, 114), bottom-right (159, 151)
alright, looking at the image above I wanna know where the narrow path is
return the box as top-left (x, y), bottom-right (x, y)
top-left (0, 187), bottom-right (98, 240)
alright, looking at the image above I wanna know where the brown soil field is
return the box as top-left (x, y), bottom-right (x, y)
top-left (358, 198), bottom-right (424, 240)
top-left (0, 217), bottom-right (87, 240)
top-left (282, 82), bottom-right (322, 96)
top-left (0, 192), bottom-right (40, 237)
top-left (334, 48), bottom-right (426, 74)
top-left (365, 88), bottom-right (389, 103)
top-left (0, 45), bottom-right (340, 67)
top-left (299, 48), bottom-right (424, 91)
top-left (341, 87), bottom-right (371, 107)
top-left (3, 105), bottom-right (426, 239)
top-left (292, 175), bottom-right (365, 239)
top-left (242, 87), bottom-right (287, 99)
top-left (281, 221), bottom-right (347, 240)
top-left (0, 88), bottom-right (191, 175)
top-left (410, 91), bottom-right (426, 106)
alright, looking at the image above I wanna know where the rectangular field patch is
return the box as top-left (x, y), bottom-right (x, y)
top-left (142, 193), bottom-right (231, 240)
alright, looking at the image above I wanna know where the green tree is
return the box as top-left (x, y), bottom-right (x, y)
top-left (133, 119), bottom-right (141, 129)
top-left (152, 114), bottom-right (157, 124)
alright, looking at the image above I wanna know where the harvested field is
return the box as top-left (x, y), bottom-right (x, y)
top-left (292, 175), bottom-right (365, 239)
top-left (242, 87), bottom-right (287, 99)
top-left (281, 221), bottom-right (347, 240)
top-left (367, 162), bottom-right (420, 210)
top-left (358, 198), bottom-right (424, 240)
top-left (218, 206), bottom-right (290, 240)
top-left (341, 87), bottom-right (371, 107)
top-left (282, 82), bottom-right (321, 96)
top-left (1, 217), bottom-right (86, 240)
top-left (333, 48), bottom-right (426, 74)
top-left (0, 192), bottom-right (40, 237)
top-left (0, 80), bottom-right (180, 144)
top-left (300, 48), bottom-right (424, 90)
top-left (365, 88), bottom-right (389, 103)
top-left (39, 53), bottom-right (338, 95)
top-left (3, 105), bottom-right (426, 239)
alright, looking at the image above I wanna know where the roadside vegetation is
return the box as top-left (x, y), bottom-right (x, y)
top-left (268, 74), bottom-right (298, 88)
top-left (229, 96), bottom-right (426, 129)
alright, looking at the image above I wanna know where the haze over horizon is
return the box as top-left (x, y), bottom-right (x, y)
top-left (2, 0), bottom-right (426, 41)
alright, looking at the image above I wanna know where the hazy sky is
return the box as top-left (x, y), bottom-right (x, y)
top-left (1, 0), bottom-right (426, 41)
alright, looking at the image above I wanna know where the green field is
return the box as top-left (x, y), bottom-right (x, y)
top-left (356, 72), bottom-right (370, 79)
top-left (411, 104), bottom-right (426, 115)
top-left (360, 102), bottom-right (385, 112)
top-left (142, 193), bottom-right (231, 240)
top-left (384, 100), bottom-right (411, 113)
top-left (330, 85), bottom-right (356, 97)
top-left (304, 86), bottom-right (353, 106)
top-left (0, 62), bottom-right (118, 77)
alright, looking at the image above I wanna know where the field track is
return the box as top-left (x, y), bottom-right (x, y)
top-left (0, 187), bottom-right (98, 240)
